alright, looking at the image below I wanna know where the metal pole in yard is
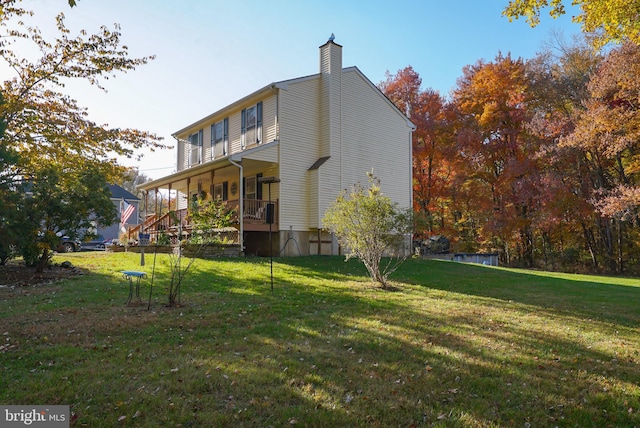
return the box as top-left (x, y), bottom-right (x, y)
top-left (259, 176), bottom-right (280, 293)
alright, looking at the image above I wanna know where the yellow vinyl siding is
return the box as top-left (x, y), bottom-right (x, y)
top-left (339, 69), bottom-right (412, 208)
top-left (278, 68), bottom-right (412, 231)
top-left (202, 126), bottom-right (212, 162)
top-left (172, 70), bottom-right (410, 231)
top-left (177, 138), bottom-right (186, 172)
top-left (242, 143), bottom-right (279, 163)
top-left (278, 77), bottom-right (321, 231)
top-left (174, 93), bottom-right (278, 170)
top-left (308, 169), bottom-right (319, 228)
top-left (262, 96), bottom-right (278, 144)
top-left (228, 114), bottom-right (242, 155)
top-left (303, 69), bottom-right (413, 230)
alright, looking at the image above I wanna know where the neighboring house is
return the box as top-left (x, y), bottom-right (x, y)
top-left (138, 37), bottom-right (415, 256)
top-left (94, 184), bottom-right (140, 242)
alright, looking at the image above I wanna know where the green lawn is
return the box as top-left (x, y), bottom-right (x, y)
top-left (1, 252), bottom-right (639, 427)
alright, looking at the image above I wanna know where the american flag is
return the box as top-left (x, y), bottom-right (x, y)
top-left (120, 200), bottom-right (135, 226)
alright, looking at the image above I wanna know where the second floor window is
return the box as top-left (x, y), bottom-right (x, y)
top-left (188, 130), bottom-right (202, 166)
top-left (241, 101), bottom-right (263, 149)
top-left (211, 118), bottom-right (228, 159)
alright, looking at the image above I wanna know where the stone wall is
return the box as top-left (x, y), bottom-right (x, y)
top-left (108, 244), bottom-right (242, 258)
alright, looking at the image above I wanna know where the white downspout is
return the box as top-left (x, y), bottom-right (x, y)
top-left (229, 156), bottom-right (244, 253)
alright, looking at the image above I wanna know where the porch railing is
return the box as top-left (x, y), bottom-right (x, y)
top-left (237, 198), bottom-right (278, 223)
top-left (129, 199), bottom-right (277, 244)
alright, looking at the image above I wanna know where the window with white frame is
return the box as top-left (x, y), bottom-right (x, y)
top-left (245, 176), bottom-right (256, 200)
top-left (243, 173), bottom-right (263, 200)
top-left (188, 130), bottom-right (203, 166)
top-left (241, 101), bottom-right (263, 148)
top-left (211, 118), bottom-right (228, 159)
top-left (213, 182), bottom-right (228, 201)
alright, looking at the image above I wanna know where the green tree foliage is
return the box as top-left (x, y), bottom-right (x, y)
top-left (503, 0), bottom-right (640, 48)
top-left (322, 172), bottom-right (413, 289)
top-left (0, 0), bottom-right (167, 268)
top-left (0, 89), bottom-right (23, 265)
top-left (19, 166), bottom-right (116, 271)
top-left (0, 4), bottom-right (166, 181)
top-left (188, 194), bottom-right (237, 244)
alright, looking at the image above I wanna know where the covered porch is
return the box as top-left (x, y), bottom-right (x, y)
top-left (134, 143), bottom-right (280, 250)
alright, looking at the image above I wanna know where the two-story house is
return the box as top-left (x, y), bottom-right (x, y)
top-left (138, 37), bottom-right (415, 256)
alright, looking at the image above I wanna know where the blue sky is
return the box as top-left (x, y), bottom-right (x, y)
top-left (11, 0), bottom-right (582, 178)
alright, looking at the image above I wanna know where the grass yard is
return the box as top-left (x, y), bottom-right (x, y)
top-left (1, 252), bottom-right (639, 427)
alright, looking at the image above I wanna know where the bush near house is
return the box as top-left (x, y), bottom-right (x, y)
top-left (323, 172), bottom-right (413, 289)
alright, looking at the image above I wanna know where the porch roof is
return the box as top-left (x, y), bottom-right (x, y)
top-left (137, 140), bottom-right (280, 192)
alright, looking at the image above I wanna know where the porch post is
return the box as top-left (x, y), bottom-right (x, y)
top-left (143, 190), bottom-right (147, 225)
top-left (186, 178), bottom-right (190, 226)
top-left (154, 188), bottom-right (159, 218)
top-left (229, 157), bottom-right (244, 252)
top-left (210, 171), bottom-right (215, 199)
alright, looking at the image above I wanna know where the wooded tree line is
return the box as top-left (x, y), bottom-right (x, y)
top-left (381, 39), bottom-right (640, 273)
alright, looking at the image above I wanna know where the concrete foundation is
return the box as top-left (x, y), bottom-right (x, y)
top-left (244, 229), bottom-right (339, 257)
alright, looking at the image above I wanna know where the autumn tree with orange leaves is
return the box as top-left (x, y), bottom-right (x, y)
top-left (382, 33), bottom-right (640, 273)
top-left (379, 67), bottom-right (456, 238)
top-left (559, 42), bottom-right (640, 272)
top-left (522, 41), bottom-right (602, 269)
top-left (450, 53), bottom-right (546, 266)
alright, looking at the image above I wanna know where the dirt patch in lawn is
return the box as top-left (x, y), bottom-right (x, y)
top-left (0, 260), bottom-right (84, 288)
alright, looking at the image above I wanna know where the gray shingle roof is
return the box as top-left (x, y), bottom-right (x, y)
top-left (108, 184), bottom-right (139, 201)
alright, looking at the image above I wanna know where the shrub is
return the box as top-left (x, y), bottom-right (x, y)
top-left (323, 172), bottom-right (413, 289)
